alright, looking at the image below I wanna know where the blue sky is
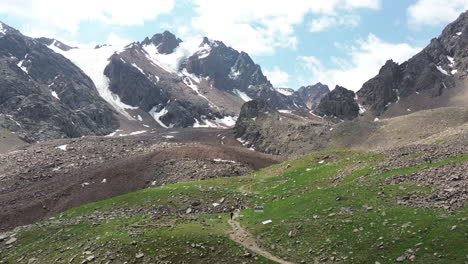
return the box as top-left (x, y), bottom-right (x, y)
top-left (1, 0), bottom-right (467, 91)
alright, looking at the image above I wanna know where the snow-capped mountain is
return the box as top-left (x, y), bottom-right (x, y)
top-left (5, 8), bottom-right (466, 142)
top-left (45, 31), bottom-right (315, 130)
top-left (0, 21), bottom-right (327, 140)
top-left (0, 22), bottom-right (118, 142)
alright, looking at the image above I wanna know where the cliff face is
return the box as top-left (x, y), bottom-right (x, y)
top-left (295, 83), bottom-right (330, 110)
top-left (314, 85), bottom-right (359, 120)
top-left (0, 21), bottom-right (118, 142)
top-left (357, 11), bottom-right (468, 116)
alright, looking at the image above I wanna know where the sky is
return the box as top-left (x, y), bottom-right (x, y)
top-left (0, 0), bottom-right (467, 91)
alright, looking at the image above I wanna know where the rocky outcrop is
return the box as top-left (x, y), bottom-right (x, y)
top-left (357, 11), bottom-right (468, 116)
top-left (295, 83), bottom-right (330, 110)
top-left (0, 21), bottom-right (118, 142)
top-left (234, 99), bottom-right (277, 136)
top-left (141, 31), bottom-right (182, 54)
top-left (315, 86), bottom-right (359, 120)
top-left (104, 56), bottom-right (169, 112)
top-left (234, 99), bottom-right (331, 156)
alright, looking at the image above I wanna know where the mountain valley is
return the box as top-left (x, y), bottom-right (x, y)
top-left (0, 9), bottom-right (467, 264)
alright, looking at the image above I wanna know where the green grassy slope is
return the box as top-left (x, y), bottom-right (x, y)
top-left (1, 150), bottom-right (467, 264)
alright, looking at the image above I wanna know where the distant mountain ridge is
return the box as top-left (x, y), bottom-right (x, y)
top-left (39, 29), bottom-right (328, 132)
top-left (314, 11), bottom-right (468, 121)
top-left (3, 10), bottom-right (467, 142)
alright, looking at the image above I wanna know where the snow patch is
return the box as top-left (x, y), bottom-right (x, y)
top-left (149, 106), bottom-right (173, 129)
top-left (17, 55), bottom-right (29, 74)
top-left (436, 66), bottom-right (449, 76)
top-left (358, 104), bottom-right (367, 115)
top-left (131, 63), bottom-right (145, 75)
top-left (162, 135), bottom-right (174, 139)
top-left (358, 104), bottom-right (366, 114)
top-left (456, 32), bottom-right (462, 36)
top-left (57, 145), bottom-right (67, 151)
top-left (447, 56), bottom-right (454, 67)
top-left (234, 89), bottom-right (252, 102)
top-left (196, 43), bottom-right (212, 59)
top-left (374, 117), bottom-right (380, 122)
top-left (310, 111), bottom-right (324, 120)
top-left (48, 43), bottom-right (138, 119)
top-left (129, 130), bottom-right (147, 135)
top-left (236, 137), bottom-right (250, 146)
top-left (213, 159), bottom-right (236, 163)
top-left (229, 67), bottom-right (241, 79)
top-left (262, 220), bottom-right (272, 225)
top-left (105, 129), bottom-right (122, 137)
top-left (142, 38), bottom-right (201, 74)
top-left (101, 179), bottom-right (107, 183)
top-left (0, 23), bottom-right (6, 35)
top-left (4, 114), bottom-right (22, 127)
top-left (451, 69), bottom-right (458, 74)
top-left (51, 90), bottom-right (59, 100)
top-left (193, 115), bottom-right (237, 129)
top-left (179, 69), bottom-right (218, 108)
top-left (137, 115), bottom-right (143, 122)
top-left (215, 116), bottom-right (237, 128)
top-left (275, 88), bottom-right (294, 96)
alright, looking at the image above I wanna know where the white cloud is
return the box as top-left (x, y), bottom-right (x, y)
top-left (106, 33), bottom-right (132, 46)
top-left (310, 15), bottom-right (360, 32)
top-left (407, 0), bottom-right (468, 27)
top-left (190, 0), bottom-right (381, 55)
top-left (299, 34), bottom-right (421, 91)
top-left (0, 0), bottom-right (175, 33)
top-left (264, 66), bottom-right (290, 88)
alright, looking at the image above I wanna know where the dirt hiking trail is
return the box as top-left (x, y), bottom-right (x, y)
top-left (228, 211), bottom-right (294, 264)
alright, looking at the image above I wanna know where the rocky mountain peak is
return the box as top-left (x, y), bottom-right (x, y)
top-left (314, 85), bottom-right (359, 120)
top-left (296, 82), bottom-right (330, 110)
top-left (355, 12), bottom-right (468, 117)
top-left (379, 59), bottom-right (399, 74)
top-left (0, 21), bottom-right (17, 37)
top-left (141, 30), bottom-right (182, 54)
top-left (36, 37), bottom-right (75, 51)
top-left (200, 37), bottom-right (222, 48)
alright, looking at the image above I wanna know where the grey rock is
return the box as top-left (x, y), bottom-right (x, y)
top-left (5, 237), bottom-right (16, 245)
top-left (295, 83), bottom-right (330, 110)
top-left (141, 31), bottom-right (181, 54)
top-left (0, 21), bottom-right (119, 142)
top-left (315, 85), bottom-right (359, 120)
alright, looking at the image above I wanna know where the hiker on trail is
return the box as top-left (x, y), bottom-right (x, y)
top-left (230, 211), bottom-right (234, 220)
